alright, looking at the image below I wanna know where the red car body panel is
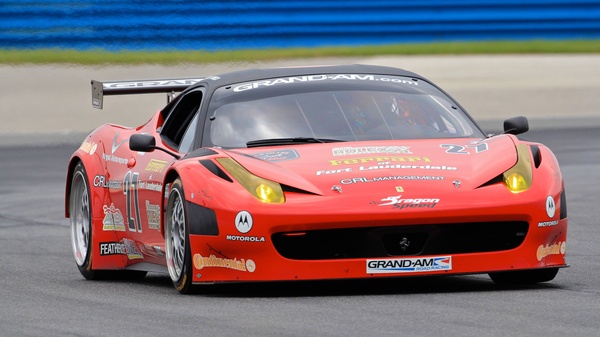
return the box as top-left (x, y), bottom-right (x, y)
top-left (68, 126), bottom-right (567, 281)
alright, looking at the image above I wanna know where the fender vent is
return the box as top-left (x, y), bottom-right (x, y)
top-left (560, 189), bottom-right (567, 219)
top-left (200, 159), bottom-right (232, 182)
top-left (530, 145), bottom-right (542, 168)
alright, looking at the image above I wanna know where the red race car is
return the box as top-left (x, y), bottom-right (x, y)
top-left (66, 64), bottom-right (567, 293)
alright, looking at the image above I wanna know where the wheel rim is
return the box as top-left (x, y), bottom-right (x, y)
top-left (166, 188), bottom-right (186, 281)
top-left (70, 170), bottom-right (90, 267)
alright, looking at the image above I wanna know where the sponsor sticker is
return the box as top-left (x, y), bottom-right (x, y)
top-left (235, 211), bottom-right (253, 234)
top-left (367, 256), bottom-right (452, 274)
top-left (538, 220), bottom-right (559, 228)
top-left (332, 146), bottom-right (411, 156)
top-left (251, 149), bottom-right (299, 162)
top-left (340, 175), bottom-right (445, 184)
top-left (99, 238), bottom-right (144, 260)
top-left (546, 196), bottom-right (556, 218)
top-left (145, 159), bottom-right (168, 173)
top-left (145, 200), bottom-right (161, 230)
top-left (79, 141), bottom-right (97, 155)
top-left (233, 74), bottom-right (418, 92)
top-left (99, 242), bottom-right (126, 256)
top-left (94, 175), bottom-right (122, 189)
top-left (537, 241), bottom-right (566, 261)
top-left (122, 238), bottom-right (143, 260)
top-left (102, 203), bottom-right (126, 231)
top-left (193, 254), bottom-right (255, 273)
top-left (316, 165), bottom-right (456, 176)
top-left (226, 234), bottom-right (266, 242)
top-left (329, 156), bottom-right (430, 166)
top-left (375, 195), bottom-right (439, 209)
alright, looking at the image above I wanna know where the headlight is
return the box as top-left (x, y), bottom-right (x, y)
top-left (503, 144), bottom-right (532, 193)
top-left (216, 158), bottom-right (285, 203)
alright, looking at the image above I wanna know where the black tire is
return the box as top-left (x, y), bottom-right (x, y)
top-left (69, 162), bottom-right (147, 281)
top-left (165, 179), bottom-right (195, 294)
top-left (489, 268), bottom-right (559, 285)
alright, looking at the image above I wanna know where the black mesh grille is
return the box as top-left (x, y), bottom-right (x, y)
top-left (272, 221), bottom-right (528, 260)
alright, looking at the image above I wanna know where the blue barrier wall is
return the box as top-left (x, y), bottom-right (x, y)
top-left (2, 0), bottom-right (600, 50)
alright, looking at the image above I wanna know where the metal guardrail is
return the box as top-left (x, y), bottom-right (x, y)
top-left (2, 0), bottom-right (600, 50)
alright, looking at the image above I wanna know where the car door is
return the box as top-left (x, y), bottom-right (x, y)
top-left (125, 88), bottom-right (206, 264)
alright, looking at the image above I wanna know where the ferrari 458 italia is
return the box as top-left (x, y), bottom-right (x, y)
top-left (66, 64), bottom-right (567, 293)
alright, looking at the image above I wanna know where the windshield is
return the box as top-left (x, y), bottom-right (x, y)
top-left (204, 74), bottom-right (484, 148)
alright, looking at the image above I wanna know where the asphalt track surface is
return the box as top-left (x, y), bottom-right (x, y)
top-left (1, 56), bottom-right (600, 336)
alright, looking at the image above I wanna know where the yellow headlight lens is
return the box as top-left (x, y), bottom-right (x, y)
top-left (216, 158), bottom-right (285, 203)
top-left (256, 184), bottom-right (281, 203)
top-left (503, 144), bottom-right (532, 193)
top-left (504, 172), bottom-right (529, 192)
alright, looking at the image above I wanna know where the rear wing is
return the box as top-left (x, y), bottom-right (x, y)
top-left (91, 78), bottom-right (205, 109)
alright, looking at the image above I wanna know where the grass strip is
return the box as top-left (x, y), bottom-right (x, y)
top-left (1, 39), bottom-right (599, 65)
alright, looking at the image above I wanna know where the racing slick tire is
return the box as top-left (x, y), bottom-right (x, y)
top-left (69, 162), bottom-right (147, 280)
top-left (165, 179), bottom-right (195, 294)
top-left (488, 268), bottom-right (559, 285)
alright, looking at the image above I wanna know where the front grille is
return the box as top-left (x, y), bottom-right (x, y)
top-left (272, 221), bottom-right (528, 260)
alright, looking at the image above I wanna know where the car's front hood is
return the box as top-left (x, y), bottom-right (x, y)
top-left (224, 135), bottom-right (519, 196)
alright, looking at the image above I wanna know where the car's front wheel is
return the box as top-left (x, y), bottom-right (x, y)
top-left (165, 179), bottom-right (194, 293)
top-left (489, 268), bottom-right (559, 285)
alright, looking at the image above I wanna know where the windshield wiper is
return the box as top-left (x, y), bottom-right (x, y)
top-left (246, 137), bottom-right (346, 148)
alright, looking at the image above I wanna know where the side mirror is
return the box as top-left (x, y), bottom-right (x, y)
top-left (503, 116), bottom-right (529, 135)
top-left (129, 134), bottom-right (180, 159)
top-left (129, 134), bottom-right (156, 152)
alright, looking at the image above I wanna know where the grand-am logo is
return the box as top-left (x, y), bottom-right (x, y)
top-left (367, 256), bottom-right (452, 274)
top-left (233, 74), bottom-right (418, 92)
top-left (376, 195), bottom-right (439, 209)
top-left (106, 79), bottom-right (203, 89)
